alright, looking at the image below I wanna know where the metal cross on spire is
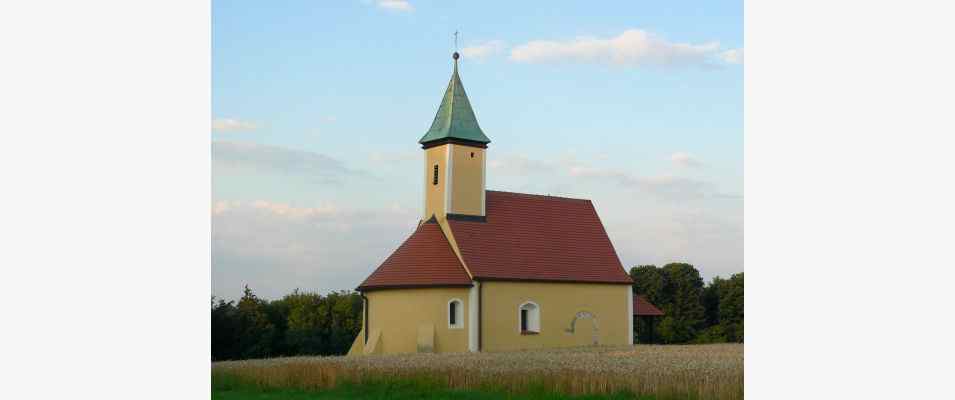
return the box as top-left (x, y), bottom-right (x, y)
top-left (454, 30), bottom-right (459, 52)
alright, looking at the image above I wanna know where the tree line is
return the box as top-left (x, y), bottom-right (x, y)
top-left (211, 286), bottom-right (363, 361)
top-left (212, 263), bottom-right (742, 359)
top-left (630, 263), bottom-right (743, 344)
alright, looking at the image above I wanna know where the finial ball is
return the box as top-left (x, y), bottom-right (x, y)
top-left (452, 52), bottom-right (460, 60)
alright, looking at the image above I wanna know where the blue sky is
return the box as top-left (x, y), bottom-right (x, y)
top-left (212, 0), bottom-right (743, 300)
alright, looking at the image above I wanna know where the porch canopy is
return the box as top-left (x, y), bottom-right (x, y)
top-left (633, 295), bottom-right (664, 316)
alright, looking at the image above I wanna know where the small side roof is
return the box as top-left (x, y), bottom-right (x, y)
top-left (633, 295), bottom-right (664, 316)
top-left (356, 220), bottom-right (472, 291)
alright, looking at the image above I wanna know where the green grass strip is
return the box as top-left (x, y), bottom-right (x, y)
top-left (213, 372), bottom-right (654, 400)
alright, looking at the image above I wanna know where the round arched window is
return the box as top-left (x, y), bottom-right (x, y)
top-left (519, 301), bottom-right (540, 334)
top-left (448, 299), bottom-right (463, 329)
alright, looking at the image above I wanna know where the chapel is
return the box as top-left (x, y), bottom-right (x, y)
top-left (348, 52), bottom-right (635, 355)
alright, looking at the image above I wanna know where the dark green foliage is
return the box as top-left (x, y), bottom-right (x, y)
top-left (235, 285), bottom-right (277, 359)
top-left (659, 263), bottom-right (706, 343)
top-left (629, 265), bottom-right (669, 307)
top-left (718, 273), bottom-right (744, 343)
top-left (211, 297), bottom-right (240, 359)
top-left (633, 316), bottom-right (657, 344)
top-left (698, 272), bottom-right (744, 343)
top-left (283, 289), bottom-right (325, 355)
top-left (630, 264), bottom-right (743, 344)
top-left (323, 291), bottom-right (364, 353)
top-left (212, 286), bottom-right (363, 360)
top-left (702, 276), bottom-right (723, 327)
top-left (692, 325), bottom-right (727, 344)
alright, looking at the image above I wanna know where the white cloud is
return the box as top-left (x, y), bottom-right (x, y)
top-left (719, 48), bottom-right (744, 64)
top-left (461, 40), bottom-right (506, 60)
top-left (212, 118), bottom-right (257, 132)
top-left (510, 29), bottom-right (726, 68)
top-left (376, 0), bottom-right (413, 12)
top-left (670, 152), bottom-right (703, 168)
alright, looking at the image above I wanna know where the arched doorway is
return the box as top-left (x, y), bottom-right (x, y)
top-left (565, 311), bottom-right (599, 346)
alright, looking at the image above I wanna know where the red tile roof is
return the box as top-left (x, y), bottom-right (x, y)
top-left (356, 220), bottom-right (472, 291)
top-left (448, 191), bottom-right (633, 284)
top-left (633, 295), bottom-right (664, 316)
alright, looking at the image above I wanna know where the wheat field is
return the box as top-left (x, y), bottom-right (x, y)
top-left (212, 344), bottom-right (743, 399)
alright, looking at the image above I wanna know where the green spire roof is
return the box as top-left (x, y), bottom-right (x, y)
top-left (419, 53), bottom-right (491, 145)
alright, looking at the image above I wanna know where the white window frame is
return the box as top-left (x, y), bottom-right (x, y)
top-left (518, 301), bottom-right (541, 334)
top-left (448, 298), bottom-right (464, 329)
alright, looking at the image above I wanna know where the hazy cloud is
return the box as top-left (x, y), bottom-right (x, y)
top-left (569, 166), bottom-right (714, 201)
top-left (488, 154), bottom-right (558, 175)
top-left (489, 153), bottom-right (722, 201)
top-left (370, 150), bottom-right (418, 164)
top-left (212, 118), bottom-right (257, 132)
top-left (603, 208), bottom-right (743, 281)
top-left (461, 40), bottom-right (506, 60)
top-left (376, 0), bottom-right (413, 12)
top-left (510, 29), bottom-right (728, 68)
top-left (486, 153), bottom-right (742, 279)
top-left (213, 152), bottom-right (741, 299)
top-left (719, 48), bottom-right (744, 65)
top-left (212, 141), bottom-right (366, 184)
top-left (213, 200), bottom-right (419, 300)
top-left (670, 152), bottom-right (703, 168)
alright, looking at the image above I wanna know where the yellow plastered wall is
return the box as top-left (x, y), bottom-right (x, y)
top-left (423, 146), bottom-right (448, 220)
top-left (365, 287), bottom-right (470, 354)
top-left (480, 281), bottom-right (631, 352)
top-left (449, 145), bottom-right (485, 216)
top-left (423, 144), bottom-right (486, 220)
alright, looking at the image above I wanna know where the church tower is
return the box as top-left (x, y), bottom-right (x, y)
top-left (420, 52), bottom-right (491, 222)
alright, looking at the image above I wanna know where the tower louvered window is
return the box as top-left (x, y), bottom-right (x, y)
top-left (433, 165), bottom-right (439, 185)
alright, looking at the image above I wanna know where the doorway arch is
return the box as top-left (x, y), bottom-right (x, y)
top-left (565, 311), bottom-right (600, 345)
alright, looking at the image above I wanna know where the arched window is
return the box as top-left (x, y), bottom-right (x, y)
top-left (448, 298), bottom-right (463, 329)
top-left (519, 301), bottom-right (540, 334)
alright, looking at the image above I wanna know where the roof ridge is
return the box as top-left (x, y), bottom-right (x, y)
top-left (445, 61), bottom-right (458, 136)
top-left (433, 217), bottom-right (474, 279)
top-left (486, 189), bottom-right (592, 202)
